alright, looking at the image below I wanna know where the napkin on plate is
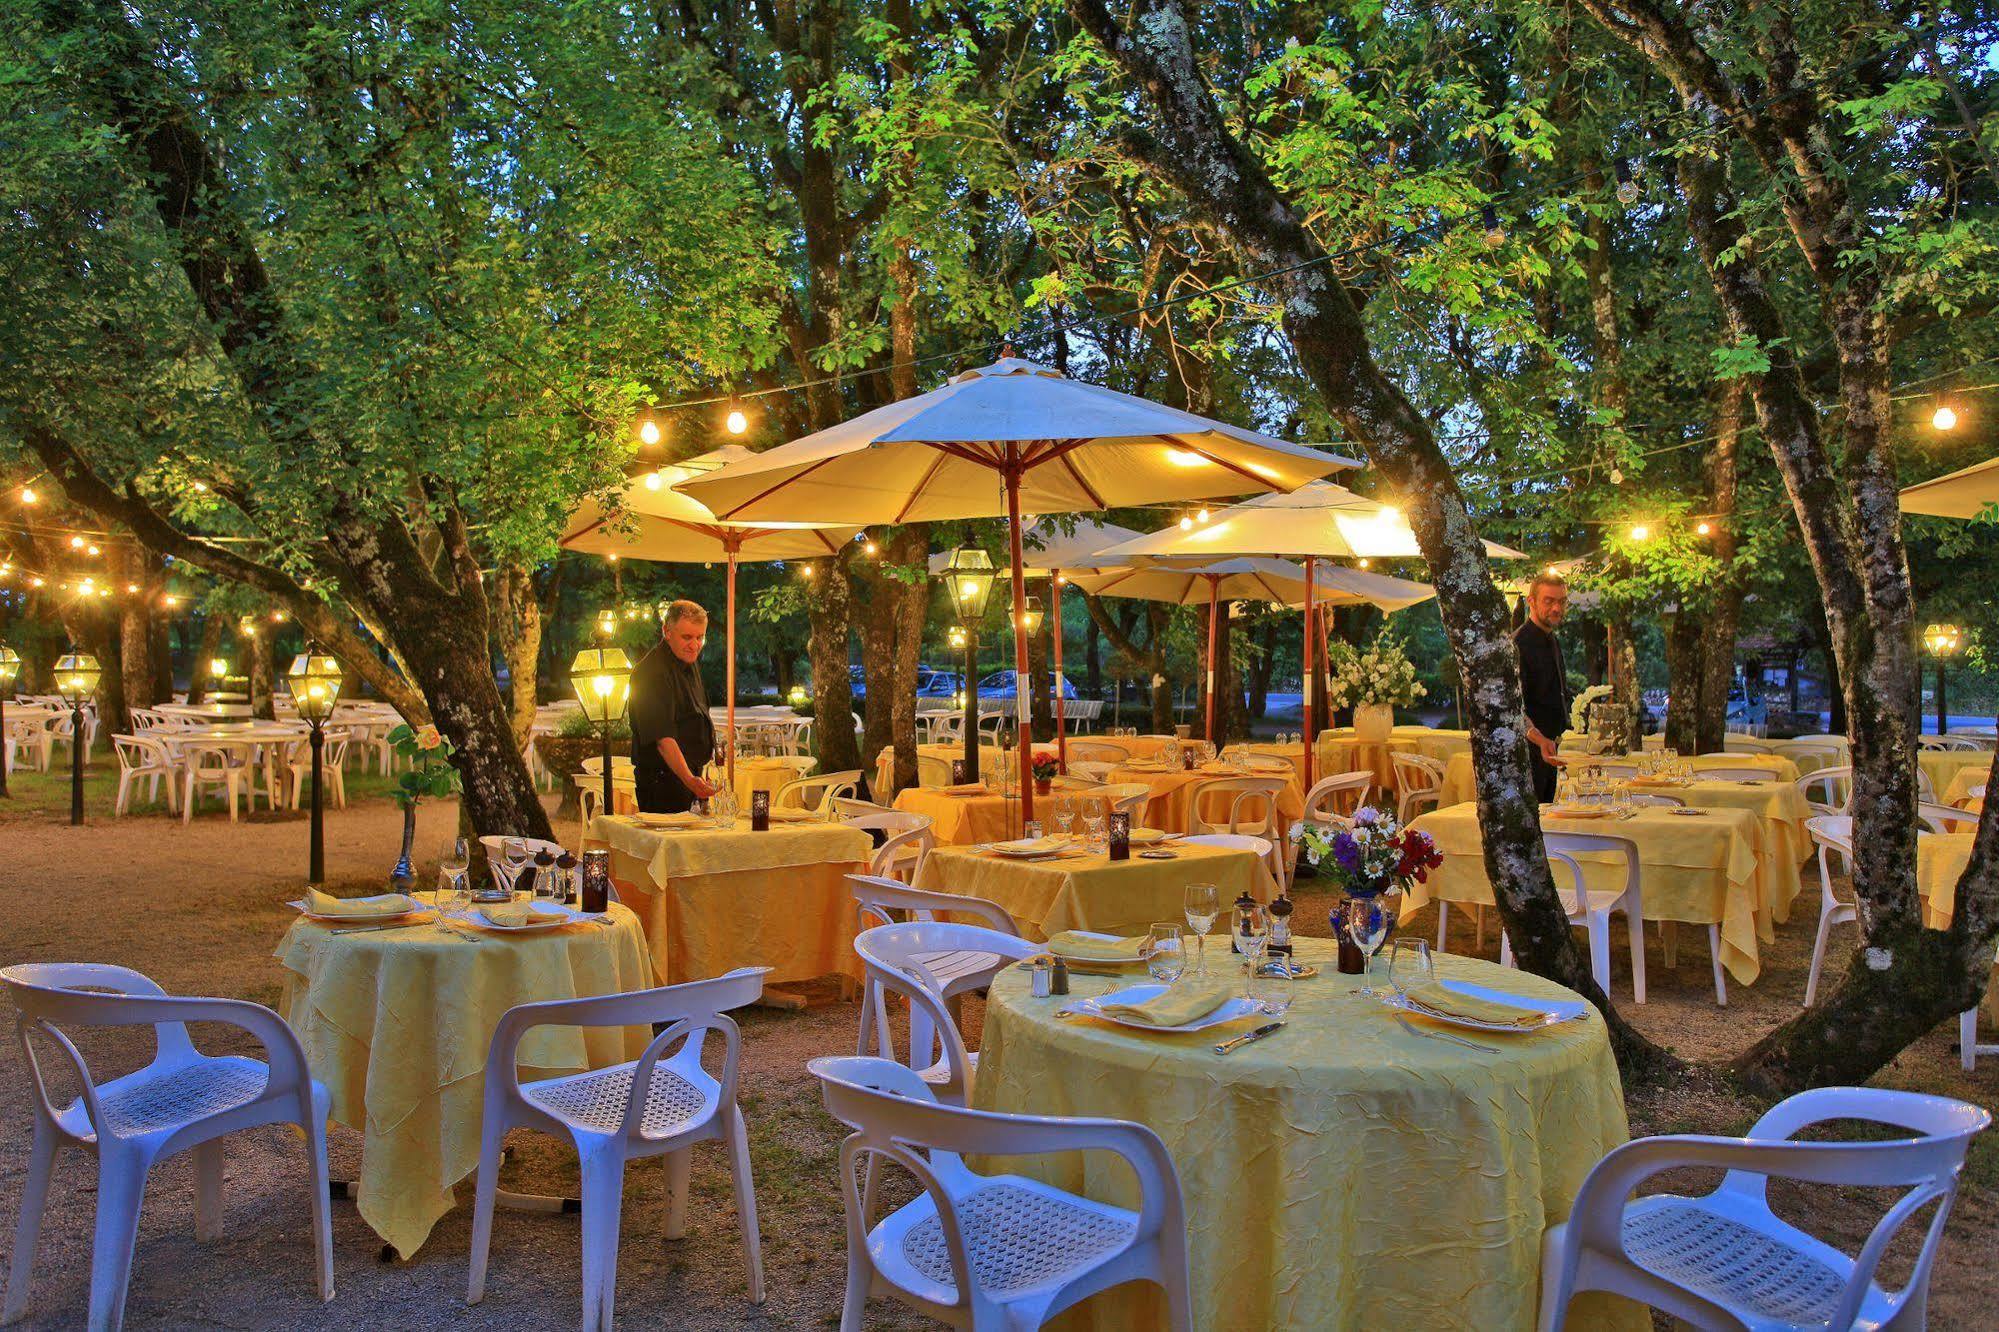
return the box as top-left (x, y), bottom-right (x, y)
top-left (1096, 982), bottom-right (1232, 1028)
top-left (1199, 762), bottom-right (1242, 775)
top-left (1045, 931), bottom-right (1148, 963)
top-left (635, 811), bottom-right (708, 828)
top-left (993, 836), bottom-right (1065, 855)
top-left (940, 782), bottom-right (988, 795)
top-left (479, 903), bottom-right (567, 929)
top-left (307, 888), bottom-right (415, 919)
top-left (1545, 805), bottom-right (1615, 820)
top-left (1401, 982), bottom-right (1544, 1029)
top-left (765, 807), bottom-right (820, 823)
top-left (1127, 827), bottom-right (1171, 845)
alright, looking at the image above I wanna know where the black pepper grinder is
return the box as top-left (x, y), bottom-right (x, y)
top-left (555, 852), bottom-right (579, 905)
top-left (1268, 892), bottom-right (1294, 958)
top-left (1049, 955), bottom-right (1070, 995)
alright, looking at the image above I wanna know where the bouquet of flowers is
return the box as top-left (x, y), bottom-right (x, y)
top-left (1323, 636), bottom-right (1428, 709)
top-left (1298, 806), bottom-right (1441, 898)
top-left (1569, 683), bottom-right (1612, 735)
top-left (1031, 753), bottom-right (1060, 781)
top-left (387, 722), bottom-right (460, 810)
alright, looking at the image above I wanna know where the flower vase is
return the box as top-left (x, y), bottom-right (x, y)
top-left (1333, 891), bottom-right (1395, 976)
top-left (1353, 702), bottom-right (1393, 743)
top-left (1035, 777), bottom-right (1052, 796)
top-left (390, 803), bottom-right (417, 891)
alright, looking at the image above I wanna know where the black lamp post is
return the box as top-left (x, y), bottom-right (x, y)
top-left (53, 650), bottom-right (100, 827)
top-left (570, 641), bottom-right (632, 821)
top-left (0, 644), bottom-right (18, 799)
top-left (942, 547), bottom-right (995, 780)
top-left (287, 648), bottom-right (343, 884)
top-left (1923, 623), bottom-right (1962, 738)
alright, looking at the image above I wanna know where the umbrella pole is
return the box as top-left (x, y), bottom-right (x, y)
top-left (1302, 556), bottom-right (1316, 789)
top-left (1051, 569), bottom-right (1067, 769)
top-left (726, 548), bottom-right (738, 793)
top-left (1005, 459), bottom-right (1035, 826)
top-left (1204, 575), bottom-right (1221, 743)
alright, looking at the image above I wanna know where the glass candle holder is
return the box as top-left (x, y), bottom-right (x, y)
top-left (750, 789), bottom-right (770, 832)
top-left (1108, 811), bottom-right (1131, 861)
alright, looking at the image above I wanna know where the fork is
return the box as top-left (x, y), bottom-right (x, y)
top-left (1396, 1013), bottom-right (1499, 1053)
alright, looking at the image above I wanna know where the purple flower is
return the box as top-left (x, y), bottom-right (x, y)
top-left (1331, 831), bottom-right (1361, 873)
top-left (1354, 806), bottom-right (1381, 827)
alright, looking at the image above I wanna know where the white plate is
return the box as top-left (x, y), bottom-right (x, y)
top-left (1067, 983), bottom-right (1262, 1033)
top-left (464, 904), bottom-right (582, 933)
top-left (288, 898), bottom-right (421, 925)
top-left (985, 841), bottom-right (1066, 859)
top-left (1378, 978), bottom-right (1585, 1034)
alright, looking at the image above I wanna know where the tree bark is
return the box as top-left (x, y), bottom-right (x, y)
top-left (1663, 612), bottom-right (1703, 755)
top-left (250, 624), bottom-right (275, 720)
top-left (493, 561), bottom-right (542, 746)
top-left (1605, 615), bottom-right (1643, 751)
top-left (806, 555), bottom-right (862, 777)
top-left (187, 615), bottom-right (221, 706)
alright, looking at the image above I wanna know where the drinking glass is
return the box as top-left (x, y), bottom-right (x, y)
top-left (1249, 955), bottom-right (1294, 1016)
top-left (1054, 796), bottom-right (1076, 841)
top-left (1146, 923), bottom-right (1185, 986)
top-left (1342, 894), bottom-right (1394, 996)
top-left (502, 837), bottom-right (528, 899)
top-left (1234, 902), bottom-right (1269, 971)
top-left (1182, 883), bottom-right (1220, 977)
top-left (1083, 809), bottom-right (1107, 851)
top-left (1388, 937), bottom-right (1434, 997)
top-left (436, 837), bottom-right (469, 912)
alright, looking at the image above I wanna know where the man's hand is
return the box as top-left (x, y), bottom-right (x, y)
top-left (686, 776), bottom-right (720, 800)
top-left (1531, 732), bottom-right (1562, 766)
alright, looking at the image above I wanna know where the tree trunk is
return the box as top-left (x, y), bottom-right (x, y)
top-left (887, 525), bottom-right (929, 791)
top-left (1248, 618), bottom-right (1275, 722)
top-left (1085, 610), bottom-right (1101, 696)
top-left (807, 554), bottom-right (861, 776)
top-left (116, 552), bottom-right (156, 729)
top-left (494, 560), bottom-right (542, 745)
top-left (1028, 586), bottom-right (1053, 743)
top-left (187, 615), bottom-right (221, 705)
top-left (1605, 615), bottom-right (1643, 751)
top-left (250, 624), bottom-right (274, 720)
top-left (1066, 0), bottom-right (1647, 1070)
top-left (1664, 612), bottom-right (1703, 755)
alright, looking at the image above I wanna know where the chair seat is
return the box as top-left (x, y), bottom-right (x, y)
top-left (523, 1061), bottom-right (714, 1139)
top-left (910, 948), bottom-right (1004, 995)
top-left (915, 1050), bottom-right (978, 1088)
top-left (872, 1175), bottom-right (1137, 1304)
top-left (58, 1056), bottom-right (269, 1141)
top-left (1622, 1196), bottom-right (1891, 1328)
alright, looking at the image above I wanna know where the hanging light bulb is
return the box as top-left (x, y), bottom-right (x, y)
top-left (638, 416), bottom-right (662, 447)
top-left (1481, 204), bottom-right (1505, 248)
top-left (1614, 158), bottom-right (1640, 205)
top-left (30, 576), bottom-right (44, 588)
top-left (606, 552), bottom-right (619, 563)
top-left (1357, 558), bottom-right (1371, 569)
top-left (1696, 520), bottom-right (1713, 536)
top-left (86, 544), bottom-right (100, 557)
top-left (1629, 524), bottom-right (1650, 541)
top-left (1933, 402), bottom-right (1959, 431)
top-left (863, 538), bottom-right (878, 556)
top-left (19, 487), bottom-right (35, 504)
top-left (644, 470), bottom-right (663, 490)
top-left (191, 480), bottom-right (208, 492)
top-left (1608, 467), bottom-right (1624, 485)
top-left (725, 400), bottom-right (749, 435)
top-left (801, 562), bottom-right (815, 580)
top-left (69, 535), bottom-right (85, 550)
top-left (1178, 515), bottom-right (1194, 531)
top-left (1196, 508), bottom-right (1210, 524)
top-left (162, 594), bottom-right (179, 608)
top-left (126, 582), bottom-right (140, 594)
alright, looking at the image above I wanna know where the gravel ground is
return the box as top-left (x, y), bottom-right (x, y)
top-left (0, 779), bottom-right (1992, 1329)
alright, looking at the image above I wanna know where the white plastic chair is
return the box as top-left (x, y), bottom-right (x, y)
top-left (1178, 832), bottom-right (1274, 861)
top-left (1065, 739), bottom-right (1130, 765)
top-left (1, 963), bottom-right (333, 1330)
top-left (1101, 783), bottom-right (1153, 820)
top-left (477, 834), bottom-right (566, 896)
top-left (776, 770), bottom-right (863, 816)
top-left (809, 1054), bottom-right (1192, 1332)
top-left (284, 731), bottom-right (349, 812)
top-left (1623, 792), bottom-right (1686, 808)
top-left (1499, 832), bottom-right (1647, 1004)
top-left (852, 921), bottom-right (1037, 1106)
top-left (1801, 815), bottom-right (1853, 1009)
top-left (1064, 761), bottom-right (1114, 785)
top-left (1722, 734), bottom-right (1777, 754)
top-left (843, 811), bottom-right (937, 883)
top-left (110, 735), bottom-right (178, 817)
top-left (1917, 801), bottom-right (1979, 833)
top-left (1695, 766), bottom-right (1776, 784)
top-left (1960, 940), bottom-right (1999, 1071)
top-left (179, 743), bottom-right (246, 824)
top-left (1795, 765), bottom-right (1851, 818)
top-left (850, 874), bottom-right (1021, 939)
top-left (1188, 776), bottom-right (1287, 884)
top-left (1537, 1087), bottom-right (1990, 1331)
top-left (1389, 751), bottom-right (1445, 822)
top-left (466, 967), bottom-right (772, 1330)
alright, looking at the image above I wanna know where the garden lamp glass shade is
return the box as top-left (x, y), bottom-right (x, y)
top-left (569, 646), bottom-right (633, 725)
top-left (0, 644), bottom-right (19, 690)
top-left (1923, 623), bottom-right (1962, 657)
top-left (1018, 595), bottom-right (1044, 635)
top-left (942, 547), bottom-right (995, 624)
top-left (287, 650), bottom-right (344, 722)
top-left (54, 651), bottom-right (101, 701)
top-left (209, 656), bottom-right (230, 680)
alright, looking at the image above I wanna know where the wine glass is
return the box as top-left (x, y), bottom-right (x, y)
top-left (1054, 796), bottom-right (1076, 842)
top-left (1234, 901), bottom-right (1269, 978)
top-left (436, 837), bottom-right (469, 913)
top-left (1082, 808), bottom-right (1107, 851)
top-left (1343, 894), bottom-right (1394, 996)
top-left (1388, 937), bottom-right (1434, 997)
top-left (1250, 954), bottom-right (1294, 1016)
top-left (501, 837), bottom-right (528, 899)
top-left (1146, 923), bottom-right (1185, 986)
top-left (1183, 883), bottom-right (1220, 977)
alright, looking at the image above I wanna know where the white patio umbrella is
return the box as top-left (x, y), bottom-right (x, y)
top-left (1091, 480), bottom-right (1522, 783)
top-left (677, 358), bottom-right (1355, 819)
top-left (1066, 558), bottom-right (1435, 743)
top-left (1901, 454), bottom-right (1999, 519)
top-left (925, 517), bottom-right (1145, 766)
top-left (560, 445), bottom-right (860, 786)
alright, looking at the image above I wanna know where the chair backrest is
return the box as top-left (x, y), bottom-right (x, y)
top-left (1389, 751), bottom-right (1444, 792)
top-left (1241, 753), bottom-right (1293, 773)
top-left (1101, 782), bottom-right (1153, 817)
top-left (1066, 739), bottom-right (1130, 765)
top-left (1065, 761), bottom-right (1114, 784)
top-left (1540, 832), bottom-right (1639, 914)
top-left (1796, 764), bottom-right (1852, 814)
top-left (776, 770), bottom-right (863, 814)
top-left (832, 796), bottom-right (894, 819)
top-left (111, 734), bottom-right (154, 770)
top-left (478, 835), bottom-right (566, 893)
top-left (853, 922), bottom-right (1037, 1103)
top-left (1723, 734), bottom-right (1777, 754)
top-left (1918, 801), bottom-right (1980, 833)
top-left (848, 873), bottom-right (1020, 935)
top-left (843, 812), bottom-right (937, 878)
top-left (1805, 814), bottom-right (1853, 908)
top-left (1303, 771), bottom-right (1372, 825)
top-left (808, 1053), bottom-right (1184, 1320)
top-left (1189, 776), bottom-right (1285, 835)
top-left (1696, 766), bottom-right (1775, 784)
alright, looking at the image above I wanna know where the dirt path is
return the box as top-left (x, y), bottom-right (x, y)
top-left (0, 791), bottom-right (1991, 1328)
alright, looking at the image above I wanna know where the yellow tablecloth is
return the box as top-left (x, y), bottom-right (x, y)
top-left (1408, 803), bottom-right (1767, 984)
top-left (588, 814), bottom-right (871, 986)
top-left (276, 902), bottom-right (653, 1258)
top-left (731, 756), bottom-right (812, 807)
top-left (1568, 778), bottom-right (1812, 927)
top-left (1943, 764), bottom-right (1989, 808)
top-left (1918, 832), bottom-right (1975, 930)
top-left (1440, 750), bottom-right (1802, 808)
top-left (914, 841), bottom-right (1278, 939)
top-left (1242, 741), bottom-right (1308, 783)
top-left (873, 741), bottom-right (1057, 794)
top-left (893, 781), bottom-right (1110, 846)
top-left (1105, 763), bottom-right (1305, 835)
top-left (974, 939), bottom-right (1641, 1332)
top-left (1933, 752), bottom-right (1994, 804)
top-left (1314, 734), bottom-right (1394, 795)
top-left (1921, 749), bottom-right (1990, 799)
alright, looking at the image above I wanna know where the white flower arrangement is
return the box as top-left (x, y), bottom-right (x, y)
top-left (1323, 635), bottom-right (1427, 709)
top-left (1569, 684), bottom-right (1612, 734)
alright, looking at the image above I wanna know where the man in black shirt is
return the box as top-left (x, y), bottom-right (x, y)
top-left (628, 600), bottom-right (719, 813)
top-left (1515, 572), bottom-right (1571, 803)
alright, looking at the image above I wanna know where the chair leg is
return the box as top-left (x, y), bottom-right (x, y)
top-left (1625, 908), bottom-right (1646, 1005)
top-left (183, 771), bottom-right (195, 825)
top-left (1708, 925), bottom-right (1727, 1006)
top-left (193, 1141), bottom-right (224, 1242)
top-left (577, 1149), bottom-right (627, 1332)
top-left (1803, 904), bottom-right (1838, 1008)
top-left (840, 1244), bottom-right (870, 1331)
top-left (114, 770), bottom-right (131, 818)
top-left (662, 1147), bottom-right (691, 1240)
top-left (1435, 900), bottom-right (1449, 952)
top-left (725, 1106), bottom-right (766, 1304)
top-left (1962, 1009), bottom-right (1979, 1072)
top-left (1474, 904), bottom-right (1486, 952)
top-left (303, 1090), bottom-right (334, 1302)
top-left (1587, 914), bottom-right (1611, 995)
top-left (465, 1126), bottom-right (505, 1305)
top-left (2, 1125), bottom-right (58, 1325)
top-left (87, 1151), bottom-right (149, 1332)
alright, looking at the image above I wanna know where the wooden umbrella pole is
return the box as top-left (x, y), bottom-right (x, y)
top-left (1204, 574), bottom-right (1221, 743)
top-left (1005, 455), bottom-right (1035, 826)
top-left (725, 546), bottom-right (738, 791)
top-left (1051, 568), bottom-right (1067, 769)
top-left (1302, 555), bottom-right (1316, 789)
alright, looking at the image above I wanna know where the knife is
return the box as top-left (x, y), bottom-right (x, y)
top-left (1214, 1021), bottom-right (1284, 1055)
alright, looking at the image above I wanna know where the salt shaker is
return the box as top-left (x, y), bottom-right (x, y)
top-left (1028, 957), bottom-right (1052, 998)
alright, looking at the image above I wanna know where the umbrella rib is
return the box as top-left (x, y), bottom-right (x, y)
top-left (559, 514), bottom-right (612, 548)
top-left (1159, 434), bottom-right (1292, 493)
top-left (712, 455), bottom-right (844, 520)
top-left (896, 449), bottom-right (954, 524)
top-left (1052, 447), bottom-right (1107, 510)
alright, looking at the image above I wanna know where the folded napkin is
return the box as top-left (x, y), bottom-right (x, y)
top-left (479, 903), bottom-right (567, 929)
top-left (307, 888), bottom-right (415, 919)
top-left (766, 807), bottom-right (819, 823)
top-left (993, 836), bottom-right (1064, 855)
top-left (1096, 982), bottom-right (1232, 1028)
top-left (1627, 776), bottom-right (1683, 788)
top-left (1401, 982), bottom-right (1544, 1029)
top-left (635, 811), bottom-right (707, 828)
top-left (1045, 931), bottom-right (1148, 963)
top-left (1127, 827), bottom-right (1170, 845)
top-left (1199, 762), bottom-right (1242, 775)
top-left (940, 782), bottom-right (988, 795)
top-left (1546, 805), bottom-right (1615, 820)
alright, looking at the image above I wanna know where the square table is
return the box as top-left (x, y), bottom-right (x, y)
top-left (1923, 749), bottom-right (1992, 801)
top-left (1439, 750), bottom-right (1802, 808)
top-left (914, 840), bottom-right (1278, 939)
top-left (1575, 777), bottom-right (1813, 927)
top-left (588, 813), bottom-right (872, 987)
top-left (893, 780), bottom-right (1110, 846)
top-left (1408, 802), bottom-right (1768, 984)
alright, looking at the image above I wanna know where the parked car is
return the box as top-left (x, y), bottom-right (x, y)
top-left (976, 669), bottom-right (1079, 699)
top-left (849, 664), bottom-right (964, 699)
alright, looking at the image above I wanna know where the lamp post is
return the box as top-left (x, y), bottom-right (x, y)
top-left (53, 650), bottom-right (100, 827)
top-left (570, 642), bottom-right (632, 822)
top-left (942, 548), bottom-right (995, 780)
top-left (0, 643), bottom-right (18, 798)
top-left (1923, 623), bottom-right (1962, 737)
top-left (287, 648), bottom-right (343, 884)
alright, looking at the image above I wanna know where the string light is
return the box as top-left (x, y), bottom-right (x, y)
top-left (162, 594), bottom-right (180, 608)
top-left (191, 481), bottom-right (208, 492)
top-left (1178, 515), bottom-right (1194, 531)
top-left (125, 582), bottom-right (139, 593)
top-left (1933, 403), bottom-right (1958, 430)
top-left (1196, 508), bottom-right (1210, 523)
top-left (801, 562), bottom-right (816, 579)
top-left (724, 400), bottom-right (749, 435)
top-left (639, 418), bottom-right (661, 446)
top-left (1614, 158), bottom-right (1640, 205)
top-left (19, 487), bottom-right (36, 504)
top-left (86, 544), bottom-right (99, 557)
top-left (68, 535), bottom-right (84, 550)
top-left (1628, 524), bottom-right (1650, 541)
top-left (862, 539), bottom-right (878, 556)
top-left (1695, 521), bottom-right (1712, 536)
top-left (1357, 558), bottom-right (1371, 569)
top-left (644, 470), bottom-right (663, 490)
top-left (29, 577), bottom-right (43, 588)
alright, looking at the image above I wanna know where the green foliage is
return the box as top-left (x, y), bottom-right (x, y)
top-left (385, 722), bottom-right (459, 809)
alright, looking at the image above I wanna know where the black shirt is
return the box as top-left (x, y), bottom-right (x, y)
top-left (628, 641), bottom-right (714, 785)
top-left (1515, 618), bottom-right (1570, 740)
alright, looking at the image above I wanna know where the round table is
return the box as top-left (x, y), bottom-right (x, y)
top-left (276, 899), bottom-right (653, 1257)
top-left (974, 939), bottom-right (1642, 1330)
